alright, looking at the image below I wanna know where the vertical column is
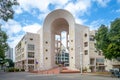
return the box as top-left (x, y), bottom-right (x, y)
top-left (60, 34), bottom-right (62, 48)
top-left (60, 34), bottom-right (62, 63)
top-left (57, 39), bottom-right (58, 64)
top-left (26, 59), bottom-right (28, 71)
top-left (64, 53), bottom-right (65, 66)
top-left (66, 33), bottom-right (68, 49)
top-left (94, 58), bottom-right (96, 72)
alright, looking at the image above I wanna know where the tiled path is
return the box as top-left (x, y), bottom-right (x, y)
top-left (31, 67), bottom-right (80, 74)
top-left (31, 67), bottom-right (60, 74)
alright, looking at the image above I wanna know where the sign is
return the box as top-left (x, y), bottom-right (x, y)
top-left (36, 61), bottom-right (38, 64)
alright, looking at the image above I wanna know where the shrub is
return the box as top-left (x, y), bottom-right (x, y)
top-left (7, 67), bottom-right (14, 72)
top-left (14, 68), bottom-right (19, 72)
top-left (21, 69), bottom-right (25, 71)
top-left (58, 64), bottom-right (62, 67)
top-left (83, 67), bottom-right (87, 72)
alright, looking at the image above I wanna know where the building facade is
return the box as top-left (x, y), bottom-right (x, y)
top-left (89, 30), bottom-right (105, 72)
top-left (5, 47), bottom-right (13, 61)
top-left (15, 9), bottom-right (116, 72)
top-left (15, 32), bottom-right (40, 71)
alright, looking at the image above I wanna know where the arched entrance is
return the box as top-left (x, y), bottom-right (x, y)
top-left (41, 9), bottom-right (76, 70)
top-left (52, 18), bottom-right (69, 67)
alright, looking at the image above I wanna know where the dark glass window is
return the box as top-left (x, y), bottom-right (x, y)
top-left (28, 52), bottom-right (34, 58)
top-left (84, 50), bottom-right (88, 55)
top-left (89, 35), bottom-right (94, 41)
top-left (28, 44), bottom-right (35, 50)
top-left (84, 42), bottom-right (88, 47)
top-left (85, 33), bottom-right (87, 37)
top-left (28, 60), bottom-right (34, 64)
top-left (30, 38), bottom-right (33, 40)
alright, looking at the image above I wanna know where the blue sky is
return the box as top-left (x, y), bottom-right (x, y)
top-left (1, 0), bottom-right (120, 49)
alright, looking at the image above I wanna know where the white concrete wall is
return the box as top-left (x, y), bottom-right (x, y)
top-left (42, 9), bottom-right (76, 70)
top-left (74, 24), bottom-right (90, 70)
top-left (104, 59), bottom-right (112, 71)
top-left (83, 26), bottom-right (90, 70)
top-left (15, 32), bottom-right (40, 71)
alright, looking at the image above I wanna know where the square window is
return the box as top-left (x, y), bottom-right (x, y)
top-left (84, 42), bottom-right (88, 47)
top-left (84, 50), bottom-right (88, 55)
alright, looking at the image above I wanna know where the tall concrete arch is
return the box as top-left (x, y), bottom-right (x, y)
top-left (41, 9), bottom-right (77, 70)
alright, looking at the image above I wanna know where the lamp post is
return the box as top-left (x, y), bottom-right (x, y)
top-left (78, 46), bottom-right (83, 74)
top-left (80, 52), bottom-right (83, 74)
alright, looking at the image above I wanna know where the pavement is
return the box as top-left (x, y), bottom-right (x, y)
top-left (0, 71), bottom-right (120, 80)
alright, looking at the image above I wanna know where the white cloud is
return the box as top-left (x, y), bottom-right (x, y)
top-left (116, 9), bottom-right (120, 13)
top-left (52, 0), bottom-right (69, 5)
top-left (17, 0), bottom-right (69, 13)
top-left (75, 18), bottom-right (87, 25)
top-left (94, 0), bottom-right (111, 7)
top-left (2, 20), bottom-right (41, 49)
top-left (23, 23), bottom-right (42, 33)
top-left (2, 19), bottom-right (22, 35)
top-left (17, 0), bottom-right (50, 13)
top-left (38, 12), bottom-right (50, 23)
top-left (1, 19), bottom-right (24, 48)
top-left (8, 34), bottom-right (24, 48)
top-left (64, 0), bottom-right (91, 17)
top-left (13, 6), bottom-right (23, 14)
top-left (117, 0), bottom-right (120, 3)
top-left (16, 0), bottom-right (91, 19)
top-left (88, 19), bottom-right (104, 30)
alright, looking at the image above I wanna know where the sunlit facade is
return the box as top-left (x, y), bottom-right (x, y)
top-left (15, 32), bottom-right (40, 71)
top-left (15, 9), bottom-right (117, 72)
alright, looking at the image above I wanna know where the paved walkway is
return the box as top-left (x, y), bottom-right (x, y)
top-left (31, 67), bottom-right (60, 74)
top-left (0, 72), bottom-right (120, 80)
top-left (31, 67), bottom-right (80, 74)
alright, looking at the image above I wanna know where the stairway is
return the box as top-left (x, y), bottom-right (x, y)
top-left (30, 67), bottom-right (80, 74)
top-left (60, 67), bottom-right (80, 73)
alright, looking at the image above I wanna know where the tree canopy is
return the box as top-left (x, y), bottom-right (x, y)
top-left (0, 0), bottom-right (19, 21)
top-left (0, 0), bottom-right (18, 64)
top-left (0, 26), bottom-right (8, 60)
top-left (95, 18), bottom-right (120, 60)
top-left (6, 59), bottom-right (14, 67)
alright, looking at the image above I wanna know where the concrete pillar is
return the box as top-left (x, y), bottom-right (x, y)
top-left (60, 34), bottom-right (62, 48)
top-left (26, 59), bottom-right (28, 71)
top-left (95, 58), bottom-right (96, 72)
top-left (66, 33), bottom-right (68, 49)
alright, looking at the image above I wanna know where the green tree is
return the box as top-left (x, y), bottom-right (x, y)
top-left (0, 0), bottom-right (19, 21)
top-left (0, 26), bottom-right (9, 60)
top-left (0, 0), bottom-right (19, 65)
top-left (106, 18), bottom-right (120, 60)
top-left (95, 24), bottom-right (109, 51)
top-left (6, 59), bottom-right (14, 67)
top-left (95, 18), bottom-right (120, 60)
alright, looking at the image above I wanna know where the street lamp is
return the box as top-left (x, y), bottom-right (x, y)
top-left (78, 46), bottom-right (83, 74)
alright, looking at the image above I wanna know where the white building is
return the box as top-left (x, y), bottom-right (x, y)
top-left (15, 9), bottom-right (116, 72)
top-left (5, 47), bottom-right (13, 61)
top-left (15, 32), bottom-right (40, 71)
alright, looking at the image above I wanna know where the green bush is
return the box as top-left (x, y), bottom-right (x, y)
top-left (7, 67), bottom-right (14, 72)
top-left (14, 68), bottom-right (19, 72)
top-left (58, 64), bottom-right (62, 67)
top-left (83, 67), bottom-right (87, 72)
top-left (21, 69), bottom-right (25, 71)
top-left (7, 68), bottom-right (21, 72)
